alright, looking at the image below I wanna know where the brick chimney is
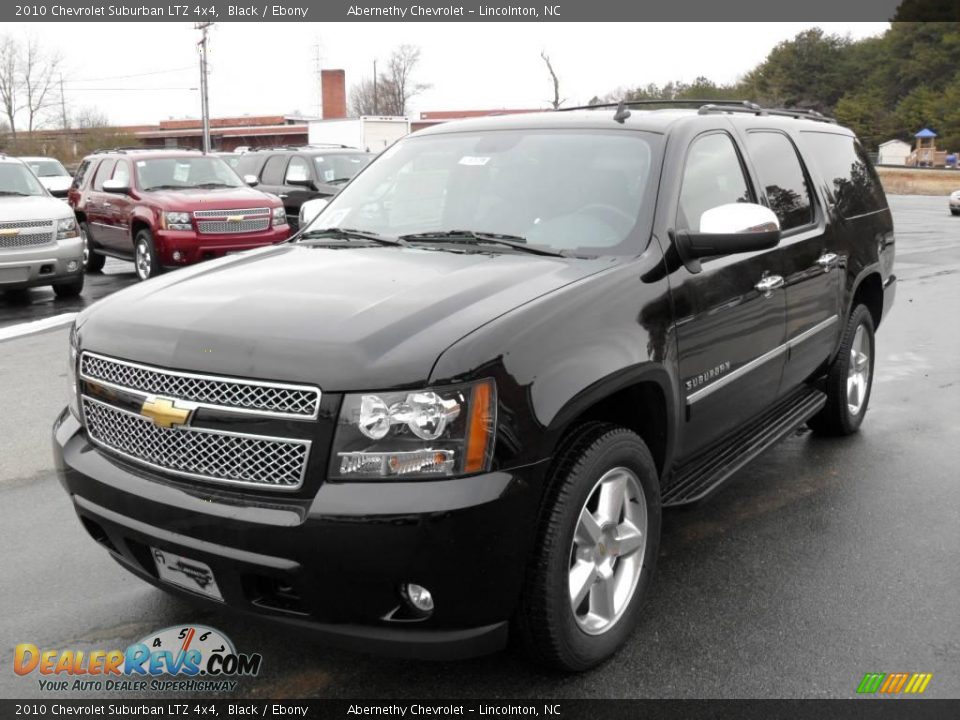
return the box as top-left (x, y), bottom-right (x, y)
top-left (321, 69), bottom-right (347, 119)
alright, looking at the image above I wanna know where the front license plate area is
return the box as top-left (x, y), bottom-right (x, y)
top-left (152, 547), bottom-right (224, 601)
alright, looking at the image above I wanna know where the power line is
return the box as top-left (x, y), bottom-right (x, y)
top-left (60, 86), bottom-right (198, 92)
top-left (66, 66), bottom-right (195, 83)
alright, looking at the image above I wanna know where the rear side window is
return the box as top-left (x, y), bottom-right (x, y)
top-left (260, 155), bottom-right (288, 185)
top-left (745, 131), bottom-right (814, 231)
top-left (798, 132), bottom-right (887, 218)
top-left (92, 160), bottom-right (116, 191)
top-left (73, 159), bottom-right (92, 189)
top-left (677, 132), bottom-right (752, 231)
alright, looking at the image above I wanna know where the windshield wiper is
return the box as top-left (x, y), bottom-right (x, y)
top-left (298, 227), bottom-right (409, 247)
top-left (0, 191), bottom-right (31, 196)
top-left (326, 177), bottom-right (353, 185)
top-left (143, 184), bottom-right (188, 191)
top-left (195, 182), bottom-right (235, 189)
top-left (400, 230), bottom-right (567, 257)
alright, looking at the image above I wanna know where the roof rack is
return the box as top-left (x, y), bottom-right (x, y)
top-left (558, 99), bottom-right (836, 124)
top-left (91, 146), bottom-right (202, 154)
top-left (698, 103), bottom-right (837, 124)
top-left (244, 144), bottom-right (359, 152)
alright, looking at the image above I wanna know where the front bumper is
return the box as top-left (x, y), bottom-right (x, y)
top-left (0, 236), bottom-right (83, 289)
top-left (53, 409), bottom-right (544, 660)
top-left (154, 226), bottom-right (291, 266)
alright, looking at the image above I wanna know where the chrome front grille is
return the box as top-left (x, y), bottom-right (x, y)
top-left (83, 397), bottom-right (309, 490)
top-left (80, 352), bottom-right (320, 418)
top-left (193, 207), bottom-right (269, 219)
top-left (196, 218), bottom-right (270, 234)
top-left (0, 232), bottom-right (54, 248)
top-left (0, 219), bottom-right (54, 231)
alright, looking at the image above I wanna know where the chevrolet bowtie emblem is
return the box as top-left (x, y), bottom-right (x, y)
top-left (140, 396), bottom-right (195, 429)
top-left (0, 228), bottom-right (19, 236)
top-left (226, 215), bottom-right (244, 222)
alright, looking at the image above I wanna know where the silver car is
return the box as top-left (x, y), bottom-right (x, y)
top-left (0, 154), bottom-right (84, 297)
top-left (18, 156), bottom-right (73, 198)
top-left (950, 189), bottom-right (960, 216)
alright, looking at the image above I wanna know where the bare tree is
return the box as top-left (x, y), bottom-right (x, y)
top-left (73, 106), bottom-right (109, 129)
top-left (541, 51), bottom-right (565, 110)
top-left (0, 35), bottom-right (20, 138)
top-left (349, 45), bottom-right (430, 117)
top-left (349, 77), bottom-right (379, 117)
top-left (21, 37), bottom-right (62, 133)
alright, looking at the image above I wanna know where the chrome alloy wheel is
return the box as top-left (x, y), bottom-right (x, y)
top-left (80, 226), bottom-right (90, 268)
top-left (135, 240), bottom-right (151, 280)
top-left (568, 466), bottom-right (648, 635)
top-left (846, 325), bottom-right (870, 416)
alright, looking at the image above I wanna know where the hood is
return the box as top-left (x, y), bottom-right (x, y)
top-left (141, 185), bottom-right (279, 208)
top-left (38, 176), bottom-right (72, 194)
top-left (78, 244), bottom-right (615, 391)
top-left (0, 194), bottom-right (73, 222)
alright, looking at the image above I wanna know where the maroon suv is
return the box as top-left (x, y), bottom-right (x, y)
top-left (68, 149), bottom-right (290, 280)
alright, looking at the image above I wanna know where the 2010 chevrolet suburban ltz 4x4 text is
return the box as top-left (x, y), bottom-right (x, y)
top-left (54, 101), bottom-right (896, 671)
top-left (68, 148), bottom-right (289, 280)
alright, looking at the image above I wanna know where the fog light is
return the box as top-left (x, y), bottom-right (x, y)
top-left (66, 260), bottom-right (78, 272)
top-left (172, 251), bottom-right (183, 262)
top-left (403, 583), bottom-right (434, 613)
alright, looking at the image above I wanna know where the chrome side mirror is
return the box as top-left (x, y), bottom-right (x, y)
top-left (243, 174), bottom-right (259, 187)
top-left (699, 202), bottom-right (780, 236)
top-left (298, 197), bottom-right (329, 228)
top-left (102, 179), bottom-right (130, 194)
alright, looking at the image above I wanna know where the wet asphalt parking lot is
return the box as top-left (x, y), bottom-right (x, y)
top-left (0, 195), bottom-right (958, 699)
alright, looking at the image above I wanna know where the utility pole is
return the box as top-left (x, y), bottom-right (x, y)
top-left (58, 73), bottom-right (68, 129)
top-left (373, 60), bottom-right (378, 115)
top-left (195, 22), bottom-right (214, 153)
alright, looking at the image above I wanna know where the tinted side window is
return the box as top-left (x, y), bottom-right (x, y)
top-left (798, 132), bottom-right (887, 218)
top-left (73, 159), bottom-right (92, 189)
top-left (678, 133), bottom-right (752, 231)
top-left (92, 160), bottom-right (116, 191)
top-left (260, 155), bottom-right (288, 185)
top-left (745, 131), bottom-right (814, 231)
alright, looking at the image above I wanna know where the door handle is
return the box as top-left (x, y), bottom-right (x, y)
top-left (754, 274), bottom-right (785, 298)
top-left (277, 193), bottom-right (288, 198)
top-left (816, 252), bottom-right (838, 272)
top-left (102, 201), bottom-right (112, 208)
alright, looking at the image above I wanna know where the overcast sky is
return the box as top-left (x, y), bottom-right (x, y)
top-left (20, 22), bottom-right (889, 127)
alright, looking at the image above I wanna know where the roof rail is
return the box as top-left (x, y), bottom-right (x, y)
top-left (558, 99), bottom-right (837, 124)
top-left (557, 99), bottom-right (759, 113)
top-left (91, 146), bottom-right (201, 154)
top-left (699, 103), bottom-right (837, 123)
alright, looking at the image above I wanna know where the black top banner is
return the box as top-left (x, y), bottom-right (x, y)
top-left (3, 0), bottom-right (952, 23)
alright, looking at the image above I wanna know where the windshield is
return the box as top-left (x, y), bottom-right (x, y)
top-left (135, 156), bottom-right (244, 191)
top-left (0, 162), bottom-right (47, 196)
top-left (24, 159), bottom-right (69, 178)
top-left (305, 129), bottom-right (658, 255)
top-left (313, 153), bottom-right (372, 183)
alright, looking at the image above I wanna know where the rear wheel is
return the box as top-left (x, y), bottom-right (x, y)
top-left (517, 423), bottom-right (660, 671)
top-left (53, 275), bottom-right (84, 298)
top-left (80, 222), bottom-right (105, 273)
top-left (809, 304), bottom-right (875, 436)
top-left (134, 229), bottom-right (163, 281)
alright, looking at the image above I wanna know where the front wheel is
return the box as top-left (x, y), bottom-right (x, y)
top-left (809, 304), bottom-right (876, 436)
top-left (53, 276), bottom-right (84, 298)
top-left (517, 424), bottom-right (661, 671)
top-left (80, 222), bottom-right (105, 273)
top-left (134, 229), bottom-right (164, 281)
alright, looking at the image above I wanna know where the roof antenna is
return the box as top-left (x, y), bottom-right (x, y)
top-left (613, 99), bottom-right (632, 124)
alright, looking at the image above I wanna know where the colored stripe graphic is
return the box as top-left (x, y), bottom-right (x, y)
top-left (857, 672), bottom-right (932, 694)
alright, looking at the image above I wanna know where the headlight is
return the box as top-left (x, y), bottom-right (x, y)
top-left (272, 206), bottom-right (287, 227)
top-left (163, 211), bottom-right (192, 230)
top-left (330, 379), bottom-right (496, 479)
top-left (57, 216), bottom-right (78, 240)
top-left (67, 324), bottom-right (80, 419)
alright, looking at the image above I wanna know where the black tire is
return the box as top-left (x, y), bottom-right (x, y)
top-left (134, 229), bottom-right (163, 281)
top-left (808, 304), bottom-right (876, 436)
top-left (80, 222), bottom-right (105, 273)
top-left (517, 423), bottom-right (661, 672)
top-left (53, 276), bottom-right (84, 298)
top-left (951, 209), bottom-right (960, 216)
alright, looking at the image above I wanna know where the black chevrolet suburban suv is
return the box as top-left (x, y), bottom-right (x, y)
top-left (234, 145), bottom-right (373, 231)
top-left (54, 101), bottom-right (896, 671)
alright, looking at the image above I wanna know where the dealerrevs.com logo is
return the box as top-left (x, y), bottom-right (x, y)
top-left (857, 672), bottom-right (933, 695)
top-left (14, 625), bottom-right (262, 693)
